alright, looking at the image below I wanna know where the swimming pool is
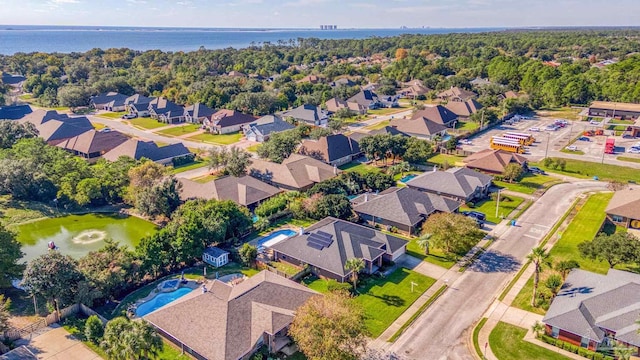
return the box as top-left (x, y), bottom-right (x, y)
top-left (400, 174), bottom-right (418, 183)
top-left (136, 287), bottom-right (193, 317)
top-left (258, 229), bottom-right (297, 248)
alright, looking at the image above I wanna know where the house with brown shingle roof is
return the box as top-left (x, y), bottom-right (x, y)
top-left (298, 134), bottom-right (361, 166)
top-left (248, 154), bottom-right (339, 191)
top-left (463, 149), bottom-right (527, 175)
top-left (398, 80), bottom-right (431, 99)
top-left (179, 175), bottom-right (282, 209)
top-left (102, 139), bottom-right (193, 165)
top-left (437, 86), bottom-right (477, 102)
top-left (325, 97), bottom-right (366, 115)
top-left (56, 130), bottom-right (129, 161)
top-left (605, 187), bottom-right (640, 230)
top-left (204, 109), bottom-right (257, 134)
top-left (410, 105), bottom-right (458, 127)
top-left (445, 99), bottom-right (483, 120)
top-left (296, 74), bottom-right (323, 84)
top-left (389, 116), bottom-right (448, 141)
top-left (144, 271), bottom-right (318, 360)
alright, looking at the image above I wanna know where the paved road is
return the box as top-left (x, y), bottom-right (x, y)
top-left (347, 109), bottom-right (414, 132)
top-left (387, 180), bottom-right (608, 360)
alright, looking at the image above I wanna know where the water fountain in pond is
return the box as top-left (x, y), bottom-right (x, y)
top-left (71, 230), bottom-right (108, 245)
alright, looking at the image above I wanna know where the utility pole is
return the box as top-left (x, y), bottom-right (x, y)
top-left (601, 136), bottom-right (607, 164)
top-left (495, 189), bottom-right (501, 219)
top-left (544, 132), bottom-right (551, 159)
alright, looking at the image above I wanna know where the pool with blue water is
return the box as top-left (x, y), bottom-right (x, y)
top-left (135, 287), bottom-right (193, 317)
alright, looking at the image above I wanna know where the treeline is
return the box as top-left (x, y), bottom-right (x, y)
top-left (2, 30), bottom-right (640, 111)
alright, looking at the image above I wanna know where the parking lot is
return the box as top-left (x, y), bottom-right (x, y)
top-left (459, 115), bottom-right (640, 163)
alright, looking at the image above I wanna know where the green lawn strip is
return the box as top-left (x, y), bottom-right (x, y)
top-left (560, 149), bottom-right (585, 155)
top-left (187, 132), bottom-right (242, 145)
top-left (393, 171), bottom-right (421, 182)
top-left (472, 317), bottom-right (489, 359)
top-left (456, 121), bottom-right (479, 132)
top-left (302, 277), bottom-right (330, 293)
top-left (169, 160), bottom-right (208, 174)
top-left (498, 260), bottom-right (531, 302)
top-left (536, 107), bottom-right (580, 121)
top-left (268, 261), bottom-right (302, 276)
top-left (458, 240), bottom-right (494, 273)
top-left (92, 122), bottom-right (107, 131)
top-left (367, 106), bottom-right (407, 116)
top-left (494, 174), bottom-right (554, 195)
top-left (129, 117), bottom-right (166, 130)
top-left (98, 111), bottom-right (127, 119)
top-left (156, 124), bottom-right (201, 137)
top-left (405, 238), bottom-right (456, 269)
top-left (461, 195), bottom-right (525, 224)
top-left (192, 174), bottom-right (218, 183)
top-left (617, 156), bottom-right (640, 164)
top-left (489, 322), bottom-right (570, 360)
top-left (246, 144), bottom-right (261, 153)
top-left (426, 154), bottom-right (466, 166)
top-left (0, 195), bottom-right (57, 228)
top-left (355, 268), bottom-right (436, 337)
top-left (388, 284), bottom-right (448, 342)
top-left (364, 120), bottom-right (391, 130)
top-left (533, 158), bottom-right (640, 183)
top-left (338, 161), bottom-right (382, 174)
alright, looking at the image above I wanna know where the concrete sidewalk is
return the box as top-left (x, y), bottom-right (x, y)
top-left (16, 324), bottom-right (101, 360)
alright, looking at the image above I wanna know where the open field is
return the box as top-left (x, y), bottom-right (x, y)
top-left (426, 153), bottom-right (466, 167)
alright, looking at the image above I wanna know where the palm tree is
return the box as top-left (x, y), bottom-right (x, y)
top-left (345, 258), bottom-right (365, 289)
top-left (531, 321), bottom-right (545, 339)
top-left (614, 341), bottom-right (634, 360)
top-left (132, 320), bottom-right (163, 359)
top-left (527, 246), bottom-right (551, 307)
top-left (544, 274), bottom-right (563, 299)
top-left (102, 317), bottom-right (162, 360)
top-left (555, 260), bottom-right (580, 280)
top-left (416, 233), bottom-right (432, 255)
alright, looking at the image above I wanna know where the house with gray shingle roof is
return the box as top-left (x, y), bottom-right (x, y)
top-left (353, 187), bottom-right (462, 235)
top-left (605, 187), bottom-right (640, 230)
top-left (279, 104), bottom-right (329, 127)
top-left (410, 105), bottom-right (458, 127)
top-left (406, 167), bottom-right (492, 203)
top-left (298, 134), bottom-right (361, 166)
top-left (542, 269), bottom-right (640, 354)
top-left (125, 94), bottom-right (155, 117)
top-left (248, 154), bottom-right (339, 191)
top-left (389, 116), bottom-right (448, 141)
top-left (437, 86), bottom-right (477, 102)
top-left (90, 92), bottom-right (129, 112)
top-left (205, 109), bottom-right (257, 134)
top-left (0, 104), bottom-right (32, 120)
top-left (144, 271), bottom-right (317, 360)
top-left (102, 139), bottom-right (193, 165)
top-left (242, 115), bottom-right (295, 142)
top-left (179, 175), bottom-right (282, 209)
top-left (463, 149), bottom-right (527, 175)
top-left (20, 109), bottom-right (93, 145)
top-left (270, 217), bottom-right (408, 282)
top-left (184, 103), bottom-right (216, 124)
top-left (445, 99), bottom-right (483, 120)
top-left (148, 97), bottom-right (185, 124)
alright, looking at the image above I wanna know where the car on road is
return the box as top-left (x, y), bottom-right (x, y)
top-left (528, 166), bottom-right (546, 175)
top-left (577, 137), bottom-right (590, 141)
top-left (529, 127), bottom-right (540, 132)
top-left (122, 113), bottom-right (137, 119)
top-left (100, 128), bottom-right (111, 133)
top-left (628, 147), bottom-right (640, 154)
top-left (458, 139), bottom-right (472, 145)
top-left (545, 125), bottom-right (559, 131)
top-left (589, 120), bottom-right (602, 126)
top-left (566, 145), bottom-right (578, 151)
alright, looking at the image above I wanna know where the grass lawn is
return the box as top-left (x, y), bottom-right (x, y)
top-left (192, 174), bottom-right (218, 183)
top-left (489, 322), bottom-right (570, 360)
top-left (534, 158), bottom-right (640, 183)
top-left (91, 122), bottom-right (107, 131)
top-left (560, 148), bottom-right (585, 155)
top-left (338, 161), bottom-right (382, 174)
top-left (155, 141), bottom-right (169, 147)
top-left (188, 132), bottom-right (242, 145)
top-left (461, 195), bottom-right (525, 224)
top-left (355, 268), bottom-right (435, 337)
top-left (268, 261), bottom-right (302, 276)
top-left (367, 106), bottom-right (407, 116)
top-left (169, 160), bottom-right (208, 174)
top-left (536, 107), bottom-right (581, 121)
top-left (98, 111), bottom-right (127, 119)
top-left (364, 120), bottom-right (391, 131)
top-left (302, 277), bottom-right (331, 293)
top-left (0, 195), bottom-right (56, 228)
top-left (608, 119), bottom-right (635, 125)
top-left (456, 121), bottom-right (479, 132)
top-left (246, 143), bottom-right (262, 153)
top-left (617, 156), bottom-right (640, 164)
top-left (493, 174), bottom-right (560, 195)
top-left (156, 124), bottom-right (201, 137)
top-left (427, 154), bottom-right (466, 167)
top-left (406, 238), bottom-right (456, 269)
top-left (129, 117), bottom-right (166, 130)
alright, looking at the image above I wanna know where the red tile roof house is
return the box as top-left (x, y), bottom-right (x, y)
top-left (542, 269), bottom-right (640, 355)
top-left (144, 271), bottom-right (318, 360)
top-left (204, 109), bottom-right (257, 134)
top-left (269, 217), bottom-right (408, 282)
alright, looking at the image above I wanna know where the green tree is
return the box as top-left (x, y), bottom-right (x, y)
top-left (238, 243), bottom-right (258, 267)
top-left (531, 321), bottom-right (545, 338)
top-left (422, 213), bottom-right (484, 255)
top-left (578, 232), bottom-right (640, 268)
top-left (416, 233), bottom-right (432, 255)
top-left (0, 295), bottom-right (11, 334)
top-left (0, 224), bottom-right (24, 288)
top-left (309, 127), bottom-right (333, 140)
top-left (256, 129), bottom-right (301, 163)
top-left (207, 147), bottom-right (229, 172)
top-left (134, 177), bottom-right (182, 218)
top-left (101, 317), bottom-right (163, 360)
top-left (84, 315), bottom-right (105, 345)
top-left (22, 251), bottom-right (86, 307)
top-left (544, 274), bottom-right (563, 299)
top-left (502, 163), bottom-right (523, 183)
top-left (614, 341), bottom-right (635, 360)
top-left (57, 85), bottom-right (92, 108)
top-left (74, 177), bottom-right (103, 206)
top-left (290, 291), bottom-right (367, 360)
top-left (344, 258), bottom-right (365, 289)
top-left (403, 137), bottom-right (433, 164)
top-left (226, 146), bottom-right (252, 177)
top-left (0, 121), bottom-right (38, 149)
top-left (527, 246), bottom-right (551, 307)
top-left (312, 194), bottom-right (353, 220)
top-left (555, 259), bottom-right (580, 280)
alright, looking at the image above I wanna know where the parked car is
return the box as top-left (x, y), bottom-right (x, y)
top-left (458, 139), bottom-right (472, 145)
top-left (529, 127), bottom-right (540, 132)
top-left (528, 166), bottom-right (546, 175)
top-left (628, 147), bottom-right (640, 154)
top-left (577, 137), bottom-right (590, 141)
top-left (589, 120), bottom-right (602, 126)
top-left (545, 125), bottom-right (559, 131)
top-left (566, 145), bottom-right (578, 151)
top-left (101, 128), bottom-right (111, 133)
top-left (461, 211), bottom-right (486, 222)
top-left (122, 113), bottom-right (137, 119)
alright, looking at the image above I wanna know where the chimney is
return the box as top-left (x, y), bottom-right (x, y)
top-left (333, 164), bottom-right (338, 175)
top-left (299, 227), bottom-right (304, 235)
top-left (364, 193), bottom-right (368, 202)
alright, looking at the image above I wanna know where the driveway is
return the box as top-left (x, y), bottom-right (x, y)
top-left (385, 180), bottom-right (608, 359)
top-left (23, 325), bottom-right (101, 360)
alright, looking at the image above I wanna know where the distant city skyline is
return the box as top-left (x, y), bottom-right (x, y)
top-left (0, 0), bottom-right (639, 28)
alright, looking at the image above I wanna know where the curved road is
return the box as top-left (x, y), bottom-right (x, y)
top-left (386, 180), bottom-right (609, 359)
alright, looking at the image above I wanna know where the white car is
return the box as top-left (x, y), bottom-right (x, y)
top-left (589, 120), bottom-right (601, 126)
top-left (458, 139), bottom-right (472, 145)
top-left (566, 145), bottom-right (578, 151)
top-left (545, 125), bottom-right (558, 131)
top-left (529, 127), bottom-right (540, 132)
top-left (628, 147), bottom-right (640, 154)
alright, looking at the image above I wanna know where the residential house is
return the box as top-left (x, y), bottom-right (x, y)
top-left (1, 72), bottom-right (26, 88)
top-left (348, 90), bottom-right (381, 110)
top-left (330, 78), bottom-right (355, 88)
top-left (279, 104), bottom-right (329, 127)
top-left (56, 130), bottom-right (129, 161)
top-left (148, 97), bottom-right (185, 124)
top-left (227, 70), bottom-right (247, 78)
top-left (0, 104), bottom-right (32, 120)
top-left (497, 91), bottom-right (519, 101)
top-left (389, 116), bottom-right (448, 141)
top-left (179, 175), bottom-right (282, 209)
top-left (102, 139), bottom-right (193, 165)
top-left (410, 105), bottom-right (458, 127)
top-left (145, 271), bottom-right (317, 360)
top-left (324, 97), bottom-right (366, 115)
top-left (406, 167), bottom-right (492, 203)
top-left (348, 126), bottom-right (409, 143)
top-left (90, 92), bottom-right (129, 112)
top-left (184, 103), bottom-right (216, 124)
top-left (437, 86), bottom-right (477, 102)
top-left (205, 109), bottom-right (257, 134)
top-left (605, 187), bottom-right (640, 230)
top-left (202, 247), bottom-right (229, 268)
top-left (20, 110), bottom-right (93, 145)
top-left (469, 77), bottom-right (492, 87)
top-left (242, 115), bottom-right (295, 142)
top-left (542, 269), bottom-right (640, 355)
top-left (296, 74), bottom-right (322, 84)
top-left (270, 217), bottom-right (408, 282)
top-left (298, 134), bottom-right (361, 166)
top-left (463, 149), bottom-right (527, 175)
top-left (398, 80), bottom-right (431, 99)
top-left (125, 94), bottom-right (155, 117)
top-left (353, 187), bottom-right (461, 235)
top-left (0, 345), bottom-right (37, 360)
top-left (248, 154), bottom-right (339, 191)
top-left (445, 99), bottom-right (483, 120)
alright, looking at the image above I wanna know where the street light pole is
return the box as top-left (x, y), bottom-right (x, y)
top-left (601, 136), bottom-right (607, 164)
top-left (495, 189), bottom-right (501, 219)
top-left (544, 132), bottom-right (551, 159)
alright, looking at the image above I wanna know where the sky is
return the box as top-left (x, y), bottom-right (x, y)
top-left (0, 0), bottom-right (639, 28)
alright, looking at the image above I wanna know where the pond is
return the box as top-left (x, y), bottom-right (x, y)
top-left (16, 213), bottom-right (158, 262)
